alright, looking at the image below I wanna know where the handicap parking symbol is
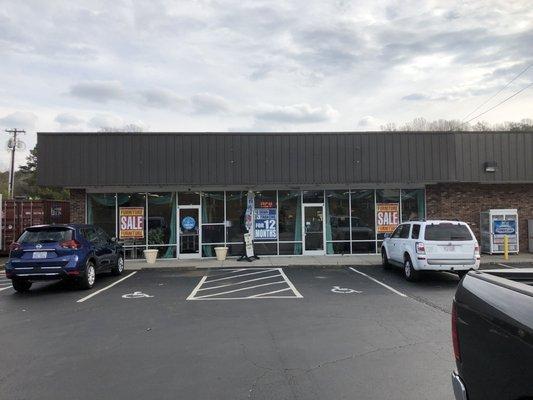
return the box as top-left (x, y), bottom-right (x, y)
top-left (331, 286), bottom-right (361, 294)
top-left (122, 291), bottom-right (154, 299)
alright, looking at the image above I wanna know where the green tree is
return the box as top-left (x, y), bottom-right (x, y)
top-left (13, 147), bottom-right (69, 200)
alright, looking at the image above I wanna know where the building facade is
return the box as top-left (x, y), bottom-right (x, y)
top-left (37, 131), bottom-right (533, 259)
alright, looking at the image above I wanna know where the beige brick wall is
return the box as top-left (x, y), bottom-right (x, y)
top-left (69, 189), bottom-right (86, 224)
top-left (426, 183), bottom-right (533, 251)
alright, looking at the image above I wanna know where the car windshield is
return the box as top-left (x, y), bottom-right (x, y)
top-left (18, 227), bottom-right (73, 244)
top-left (424, 224), bottom-right (472, 241)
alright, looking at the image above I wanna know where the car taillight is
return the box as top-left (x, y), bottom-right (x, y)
top-left (452, 303), bottom-right (461, 362)
top-left (474, 244), bottom-right (480, 256)
top-left (60, 239), bottom-right (82, 249)
top-left (415, 242), bottom-right (425, 254)
top-left (9, 242), bottom-right (22, 252)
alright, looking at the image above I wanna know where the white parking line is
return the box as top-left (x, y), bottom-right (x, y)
top-left (187, 268), bottom-right (302, 300)
top-left (349, 267), bottom-right (407, 298)
top-left (194, 280), bottom-right (287, 299)
top-left (204, 269), bottom-right (278, 283)
top-left (0, 286), bottom-right (12, 292)
top-left (497, 263), bottom-right (518, 269)
top-left (76, 272), bottom-right (137, 303)
top-left (198, 274), bottom-right (280, 291)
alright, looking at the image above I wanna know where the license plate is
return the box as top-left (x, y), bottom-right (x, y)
top-left (32, 251), bottom-right (48, 259)
top-left (443, 246), bottom-right (455, 252)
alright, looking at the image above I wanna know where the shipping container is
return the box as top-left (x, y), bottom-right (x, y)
top-left (1, 199), bottom-right (70, 254)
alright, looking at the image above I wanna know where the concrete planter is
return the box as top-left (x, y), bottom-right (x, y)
top-left (214, 247), bottom-right (229, 261)
top-left (143, 249), bottom-right (158, 264)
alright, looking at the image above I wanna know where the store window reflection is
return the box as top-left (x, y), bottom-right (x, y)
top-left (87, 194), bottom-right (116, 237)
top-left (401, 189), bottom-right (425, 222)
top-left (278, 191), bottom-right (302, 254)
top-left (147, 193), bottom-right (176, 258)
top-left (325, 190), bottom-right (350, 254)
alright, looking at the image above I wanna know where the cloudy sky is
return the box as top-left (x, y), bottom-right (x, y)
top-left (0, 0), bottom-right (532, 170)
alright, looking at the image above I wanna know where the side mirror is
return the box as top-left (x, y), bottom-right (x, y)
top-left (384, 233), bottom-right (391, 239)
top-left (110, 237), bottom-right (117, 243)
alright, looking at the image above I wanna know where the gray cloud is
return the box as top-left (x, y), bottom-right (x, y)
top-left (253, 103), bottom-right (338, 123)
top-left (55, 112), bottom-right (84, 126)
top-left (402, 93), bottom-right (430, 101)
top-left (137, 88), bottom-right (186, 109)
top-left (0, 111), bottom-right (38, 129)
top-left (70, 80), bottom-right (125, 103)
top-left (190, 93), bottom-right (231, 114)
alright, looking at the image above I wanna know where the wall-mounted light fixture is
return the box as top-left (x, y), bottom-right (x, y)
top-left (484, 161), bottom-right (498, 173)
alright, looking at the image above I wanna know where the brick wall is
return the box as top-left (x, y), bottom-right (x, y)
top-left (426, 183), bottom-right (533, 251)
top-left (69, 189), bottom-right (86, 224)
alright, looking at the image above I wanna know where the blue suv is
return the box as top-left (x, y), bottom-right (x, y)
top-left (5, 224), bottom-right (124, 292)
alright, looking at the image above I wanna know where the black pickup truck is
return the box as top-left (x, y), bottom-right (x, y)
top-left (451, 269), bottom-right (533, 400)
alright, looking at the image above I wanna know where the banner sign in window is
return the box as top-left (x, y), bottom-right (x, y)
top-left (376, 203), bottom-right (399, 233)
top-left (254, 208), bottom-right (277, 240)
top-left (119, 207), bottom-right (145, 239)
top-left (493, 220), bottom-right (517, 244)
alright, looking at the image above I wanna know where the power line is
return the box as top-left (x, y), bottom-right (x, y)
top-left (463, 81), bottom-right (533, 125)
top-left (462, 63), bottom-right (532, 121)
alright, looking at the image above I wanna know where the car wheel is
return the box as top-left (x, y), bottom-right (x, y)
top-left (381, 249), bottom-right (390, 269)
top-left (404, 256), bottom-right (420, 282)
top-left (80, 260), bottom-right (96, 290)
top-left (12, 279), bottom-right (32, 293)
top-left (111, 255), bottom-right (124, 276)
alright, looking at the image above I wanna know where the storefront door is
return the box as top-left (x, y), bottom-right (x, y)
top-left (303, 204), bottom-right (325, 255)
top-left (178, 206), bottom-right (201, 259)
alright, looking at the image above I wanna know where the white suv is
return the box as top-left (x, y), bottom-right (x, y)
top-left (381, 220), bottom-right (480, 281)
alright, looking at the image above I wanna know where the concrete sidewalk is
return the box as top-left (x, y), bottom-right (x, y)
top-left (124, 252), bottom-right (533, 271)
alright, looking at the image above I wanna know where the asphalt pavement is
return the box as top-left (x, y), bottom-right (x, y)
top-left (0, 264), bottom-right (525, 400)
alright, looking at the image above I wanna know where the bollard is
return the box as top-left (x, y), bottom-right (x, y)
top-left (504, 235), bottom-right (509, 260)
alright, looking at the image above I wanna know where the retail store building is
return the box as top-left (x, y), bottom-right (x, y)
top-left (37, 131), bottom-right (533, 259)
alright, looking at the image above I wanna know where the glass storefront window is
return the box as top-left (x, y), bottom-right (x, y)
top-left (401, 189), bottom-right (425, 222)
top-left (326, 190), bottom-right (350, 241)
top-left (278, 191), bottom-right (302, 242)
top-left (178, 191), bottom-right (200, 205)
top-left (375, 189), bottom-right (400, 240)
top-left (303, 190), bottom-right (324, 203)
top-left (352, 241), bottom-right (376, 254)
top-left (327, 242), bottom-right (350, 255)
top-left (279, 242), bottom-right (302, 255)
top-left (147, 193), bottom-right (176, 258)
top-left (87, 193), bottom-right (116, 238)
top-left (202, 225), bottom-right (225, 244)
top-left (117, 193), bottom-right (146, 247)
top-left (201, 192), bottom-right (224, 223)
top-left (226, 191), bottom-right (247, 243)
top-left (351, 190), bottom-right (375, 241)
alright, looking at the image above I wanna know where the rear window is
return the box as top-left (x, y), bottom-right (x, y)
top-left (424, 224), bottom-right (472, 241)
top-left (18, 227), bottom-right (73, 244)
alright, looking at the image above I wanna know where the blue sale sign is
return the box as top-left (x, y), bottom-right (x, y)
top-left (254, 208), bottom-right (277, 240)
top-left (493, 220), bottom-right (516, 235)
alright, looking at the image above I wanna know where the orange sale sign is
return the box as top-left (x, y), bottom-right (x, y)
top-left (119, 207), bottom-right (145, 239)
top-left (376, 203), bottom-right (399, 233)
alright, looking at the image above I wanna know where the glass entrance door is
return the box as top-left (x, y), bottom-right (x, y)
top-left (303, 204), bottom-right (325, 255)
top-left (178, 206), bottom-right (201, 258)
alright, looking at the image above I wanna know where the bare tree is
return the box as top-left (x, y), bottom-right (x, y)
top-left (98, 124), bottom-right (145, 133)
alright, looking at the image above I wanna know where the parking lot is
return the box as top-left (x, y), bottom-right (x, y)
top-left (0, 263), bottom-right (527, 400)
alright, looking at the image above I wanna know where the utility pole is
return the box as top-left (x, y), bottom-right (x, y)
top-left (5, 129), bottom-right (25, 199)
